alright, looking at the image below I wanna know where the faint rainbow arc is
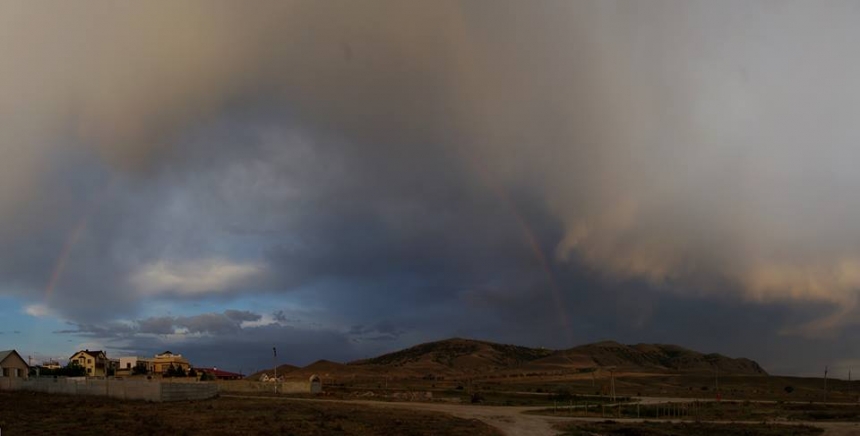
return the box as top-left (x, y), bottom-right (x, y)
top-left (44, 178), bottom-right (116, 302)
top-left (446, 3), bottom-right (573, 342)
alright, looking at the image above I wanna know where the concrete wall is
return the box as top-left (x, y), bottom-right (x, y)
top-left (0, 377), bottom-right (217, 402)
top-left (216, 379), bottom-right (319, 394)
top-left (161, 382), bottom-right (219, 401)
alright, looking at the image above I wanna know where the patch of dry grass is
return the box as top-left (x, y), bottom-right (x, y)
top-left (0, 391), bottom-right (501, 436)
top-left (557, 420), bottom-right (823, 436)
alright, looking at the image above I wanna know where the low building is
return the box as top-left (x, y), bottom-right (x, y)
top-left (194, 367), bottom-right (244, 380)
top-left (117, 356), bottom-right (155, 376)
top-left (153, 351), bottom-right (191, 375)
top-left (0, 350), bottom-right (29, 379)
top-left (41, 360), bottom-right (61, 370)
top-left (69, 350), bottom-right (108, 377)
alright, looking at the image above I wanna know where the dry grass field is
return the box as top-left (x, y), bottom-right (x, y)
top-left (555, 420), bottom-right (823, 436)
top-left (0, 391), bottom-right (502, 436)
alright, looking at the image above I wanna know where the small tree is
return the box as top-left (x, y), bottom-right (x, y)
top-left (132, 362), bottom-right (149, 376)
top-left (784, 386), bottom-right (795, 394)
top-left (63, 362), bottom-right (87, 377)
top-left (175, 365), bottom-right (187, 377)
top-left (188, 368), bottom-right (198, 378)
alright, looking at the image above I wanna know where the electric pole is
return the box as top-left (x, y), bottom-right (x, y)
top-left (824, 366), bottom-right (828, 404)
top-left (609, 369), bottom-right (616, 403)
top-left (715, 365), bottom-right (720, 401)
top-left (273, 347), bottom-right (278, 381)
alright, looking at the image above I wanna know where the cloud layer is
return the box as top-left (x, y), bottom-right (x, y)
top-left (2, 1), bottom-right (860, 372)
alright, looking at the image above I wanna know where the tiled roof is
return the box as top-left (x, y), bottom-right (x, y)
top-left (72, 350), bottom-right (105, 359)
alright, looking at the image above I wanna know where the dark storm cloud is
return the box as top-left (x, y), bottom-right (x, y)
top-left (61, 310), bottom-right (267, 338)
top-left (4, 1), bottom-right (860, 375)
top-left (137, 317), bottom-right (176, 336)
top-left (58, 309), bottom-right (366, 370)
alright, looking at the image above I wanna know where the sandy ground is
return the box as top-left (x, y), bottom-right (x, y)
top-left (222, 394), bottom-right (860, 436)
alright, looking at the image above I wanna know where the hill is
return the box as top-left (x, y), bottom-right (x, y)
top-left (555, 341), bottom-right (766, 375)
top-left (252, 337), bottom-right (767, 379)
top-left (348, 337), bottom-right (553, 374)
top-left (246, 363), bottom-right (300, 381)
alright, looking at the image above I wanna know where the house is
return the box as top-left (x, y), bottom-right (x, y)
top-left (117, 356), bottom-right (155, 376)
top-left (69, 350), bottom-right (108, 377)
top-left (0, 350), bottom-right (29, 379)
top-left (153, 351), bottom-right (191, 375)
top-left (194, 367), bottom-right (244, 380)
top-left (41, 360), bottom-right (61, 370)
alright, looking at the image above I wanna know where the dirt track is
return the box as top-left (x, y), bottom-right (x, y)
top-left (222, 395), bottom-right (860, 436)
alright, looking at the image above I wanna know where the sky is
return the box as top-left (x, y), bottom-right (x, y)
top-left (1, 0), bottom-right (860, 376)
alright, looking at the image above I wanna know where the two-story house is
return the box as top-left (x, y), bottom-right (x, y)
top-left (153, 351), bottom-right (191, 375)
top-left (69, 349), bottom-right (108, 377)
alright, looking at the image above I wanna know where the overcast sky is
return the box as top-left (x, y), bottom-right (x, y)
top-left (2, 0), bottom-right (860, 376)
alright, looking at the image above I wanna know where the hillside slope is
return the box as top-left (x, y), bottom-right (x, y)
top-left (539, 341), bottom-right (766, 375)
top-left (252, 337), bottom-right (767, 379)
top-left (349, 337), bottom-right (553, 374)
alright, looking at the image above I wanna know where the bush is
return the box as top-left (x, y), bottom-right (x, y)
top-left (132, 362), bottom-right (149, 376)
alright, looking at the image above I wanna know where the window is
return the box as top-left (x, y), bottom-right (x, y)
top-left (127, 363), bottom-right (131, 369)
top-left (88, 359), bottom-right (92, 364)
top-left (2, 368), bottom-right (9, 377)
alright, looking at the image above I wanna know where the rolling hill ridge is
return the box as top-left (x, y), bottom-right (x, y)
top-left (250, 337), bottom-right (767, 380)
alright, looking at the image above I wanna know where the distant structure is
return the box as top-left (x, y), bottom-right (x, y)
top-left (258, 373), bottom-right (322, 394)
top-left (153, 351), bottom-right (191, 375)
top-left (194, 367), bottom-right (244, 380)
top-left (69, 350), bottom-right (110, 377)
top-left (41, 360), bottom-right (61, 370)
top-left (259, 373), bottom-right (283, 382)
top-left (116, 351), bottom-right (192, 376)
top-left (117, 356), bottom-right (155, 376)
top-left (0, 350), bottom-right (29, 379)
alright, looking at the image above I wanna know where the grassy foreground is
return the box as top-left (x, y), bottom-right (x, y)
top-left (0, 391), bottom-right (501, 436)
top-left (557, 420), bottom-right (823, 436)
top-left (531, 400), bottom-right (860, 422)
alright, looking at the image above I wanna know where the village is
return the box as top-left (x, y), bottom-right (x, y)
top-left (1, 348), bottom-right (244, 380)
top-left (0, 347), bottom-right (323, 402)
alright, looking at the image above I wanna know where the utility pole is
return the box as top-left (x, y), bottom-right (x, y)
top-left (824, 366), bottom-right (828, 404)
top-left (715, 365), bottom-right (720, 401)
top-left (609, 369), bottom-right (616, 403)
top-left (273, 347), bottom-right (279, 394)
